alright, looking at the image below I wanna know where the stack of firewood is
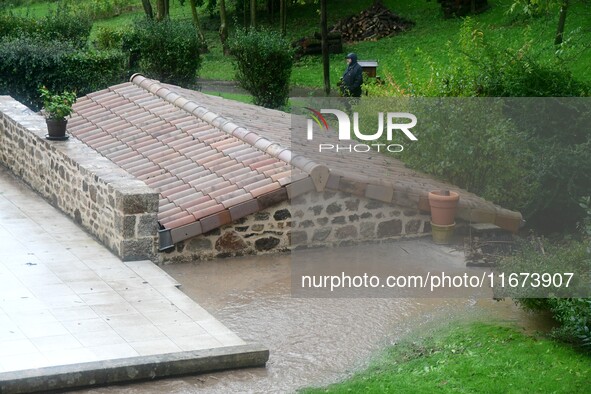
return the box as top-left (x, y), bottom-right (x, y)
top-left (331, 3), bottom-right (414, 42)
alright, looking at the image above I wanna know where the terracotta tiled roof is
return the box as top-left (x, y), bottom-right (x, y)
top-left (69, 74), bottom-right (522, 250)
top-left (69, 75), bottom-right (328, 249)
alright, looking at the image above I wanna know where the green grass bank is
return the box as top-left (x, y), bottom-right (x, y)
top-left (301, 322), bottom-right (591, 393)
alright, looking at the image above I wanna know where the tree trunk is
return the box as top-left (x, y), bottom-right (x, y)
top-left (141, 0), bottom-right (154, 19)
top-left (219, 0), bottom-right (230, 55)
top-left (321, 0), bottom-right (330, 96)
top-left (250, 0), bottom-right (257, 28)
top-left (189, 0), bottom-right (208, 52)
top-left (554, 0), bottom-right (568, 46)
top-left (267, 0), bottom-right (274, 23)
top-left (279, 0), bottom-right (286, 36)
top-left (156, 0), bottom-right (169, 20)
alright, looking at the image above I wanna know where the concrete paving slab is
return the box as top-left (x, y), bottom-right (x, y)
top-left (0, 166), bottom-right (268, 393)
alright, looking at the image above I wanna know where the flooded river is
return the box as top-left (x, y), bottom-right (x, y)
top-left (81, 240), bottom-right (551, 394)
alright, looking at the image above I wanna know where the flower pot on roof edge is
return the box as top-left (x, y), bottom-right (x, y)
top-left (39, 86), bottom-right (76, 141)
top-left (46, 118), bottom-right (68, 139)
top-left (428, 190), bottom-right (459, 226)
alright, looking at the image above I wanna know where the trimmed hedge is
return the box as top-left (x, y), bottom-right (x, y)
top-left (229, 28), bottom-right (294, 109)
top-left (122, 18), bottom-right (202, 87)
top-left (0, 6), bottom-right (91, 48)
top-left (0, 36), bottom-right (125, 111)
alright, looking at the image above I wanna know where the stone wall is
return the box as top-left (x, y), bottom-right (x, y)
top-left (160, 190), bottom-right (431, 263)
top-left (0, 96), bottom-right (158, 261)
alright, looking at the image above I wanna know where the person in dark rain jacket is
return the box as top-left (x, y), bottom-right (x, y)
top-left (340, 53), bottom-right (363, 97)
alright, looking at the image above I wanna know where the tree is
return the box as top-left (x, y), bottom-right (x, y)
top-left (156, 0), bottom-right (169, 20)
top-left (219, 0), bottom-right (229, 55)
top-left (320, 0), bottom-right (330, 95)
top-left (250, 0), bottom-right (257, 28)
top-left (554, 0), bottom-right (569, 45)
top-left (279, 0), bottom-right (287, 36)
top-left (509, 0), bottom-right (577, 47)
top-left (189, 0), bottom-right (208, 52)
top-left (141, 0), bottom-right (168, 20)
top-left (141, 0), bottom-right (154, 19)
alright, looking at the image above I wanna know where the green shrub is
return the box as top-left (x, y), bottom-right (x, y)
top-left (518, 297), bottom-right (591, 350)
top-left (62, 0), bottom-right (137, 21)
top-left (438, 20), bottom-right (589, 98)
top-left (0, 37), bottom-right (70, 110)
top-left (58, 49), bottom-right (126, 95)
top-left (499, 234), bottom-right (591, 350)
top-left (400, 98), bottom-right (538, 212)
top-left (229, 28), bottom-right (294, 109)
top-left (122, 18), bottom-right (202, 87)
top-left (93, 26), bottom-right (127, 50)
top-left (0, 36), bottom-right (125, 111)
top-left (367, 19), bottom-right (591, 230)
top-left (0, 5), bottom-right (92, 48)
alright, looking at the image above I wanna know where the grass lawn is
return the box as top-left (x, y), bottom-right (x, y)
top-left (7, 0), bottom-right (591, 90)
top-left (300, 322), bottom-right (591, 393)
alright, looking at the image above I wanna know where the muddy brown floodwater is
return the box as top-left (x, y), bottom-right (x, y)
top-left (80, 240), bottom-right (552, 394)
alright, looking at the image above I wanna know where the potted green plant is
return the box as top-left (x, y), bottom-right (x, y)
top-left (39, 86), bottom-right (77, 140)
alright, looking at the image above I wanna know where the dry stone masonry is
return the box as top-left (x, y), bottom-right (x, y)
top-left (160, 190), bottom-right (431, 263)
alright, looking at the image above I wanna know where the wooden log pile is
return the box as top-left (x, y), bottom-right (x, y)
top-left (330, 3), bottom-right (414, 42)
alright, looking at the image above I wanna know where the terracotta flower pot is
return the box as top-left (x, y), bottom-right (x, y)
top-left (428, 190), bottom-right (459, 226)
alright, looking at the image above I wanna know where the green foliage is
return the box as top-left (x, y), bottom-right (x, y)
top-left (0, 5), bottom-right (92, 48)
top-left (0, 36), bottom-right (125, 111)
top-left (367, 18), bottom-right (590, 98)
top-left (61, 0), bottom-right (137, 21)
top-left (301, 323), bottom-right (591, 393)
top-left (0, 0), bottom-right (56, 12)
top-left (229, 28), bottom-right (294, 109)
top-left (39, 85), bottom-right (76, 119)
top-left (0, 37), bottom-right (71, 110)
top-left (508, 0), bottom-right (559, 17)
top-left (518, 297), bottom-right (591, 349)
top-left (93, 26), bottom-right (127, 50)
top-left (400, 99), bottom-right (538, 212)
top-left (56, 48), bottom-right (127, 95)
top-left (441, 20), bottom-right (589, 97)
top-left (502, 234), bottom-right (591, 349)
top-left (367, 19), bottom-right (591, 229)
top-left (122, 18), bottom-right (202, 87)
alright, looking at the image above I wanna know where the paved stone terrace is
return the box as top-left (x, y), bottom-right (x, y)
top-left (0, 167), bottom-right (267, 392)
